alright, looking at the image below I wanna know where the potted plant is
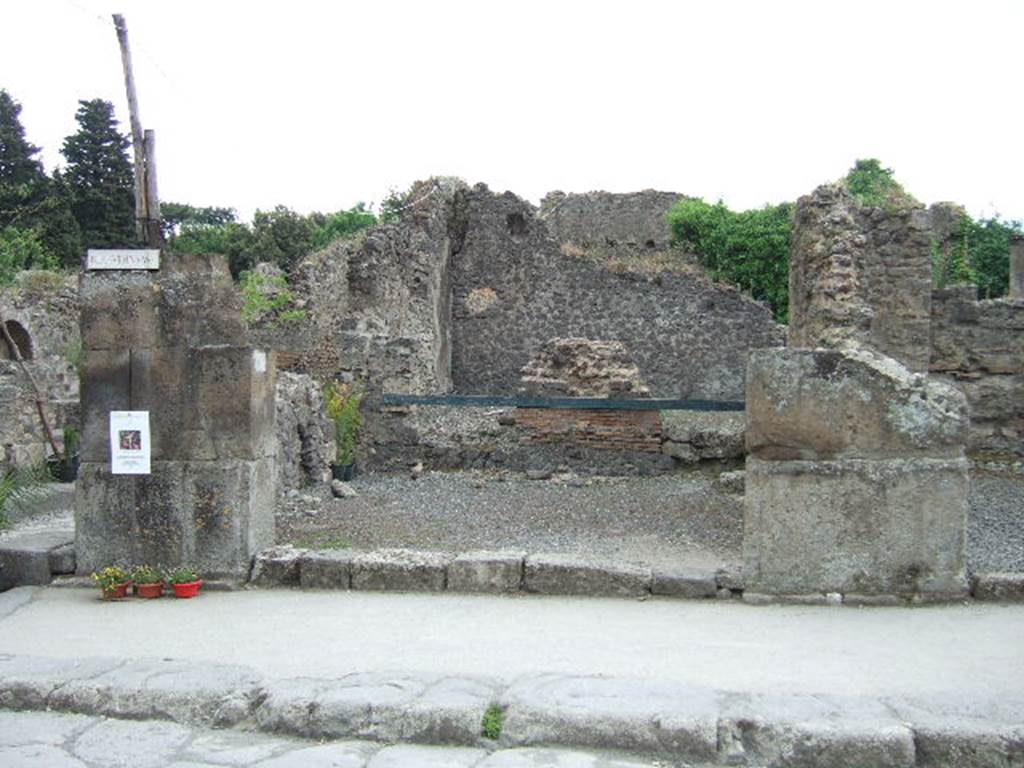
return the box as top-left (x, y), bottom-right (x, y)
top-left (131, 565), bottom-right (164, 598)
top-left (324, 381), bottom-right (363, 481)
top-left (91, 566), bottom-right (131, 600)
top-left (46, 426), bottom-right (80, 482)
top-left (166, 567), bottom-right (203, 598)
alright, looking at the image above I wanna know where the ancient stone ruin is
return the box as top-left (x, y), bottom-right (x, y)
top-left (744, 181), bottom-right (1023, 600)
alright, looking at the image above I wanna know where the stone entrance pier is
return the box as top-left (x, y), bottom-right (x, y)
top-left (75, 253), bottom-right (276, 579)
top-left (744, 347), bottom-right (970, 600)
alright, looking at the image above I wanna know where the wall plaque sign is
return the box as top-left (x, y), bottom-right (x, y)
top-left (86, 249), bottom-right (160, 270)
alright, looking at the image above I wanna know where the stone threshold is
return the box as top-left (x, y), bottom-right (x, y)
top-left (248, 545), bottom-right (1024, 605)
top-left (0, 652), bottom-right (1020, 767)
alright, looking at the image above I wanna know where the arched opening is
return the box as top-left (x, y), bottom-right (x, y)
top-left (0, 321), bottom-right (33, 361)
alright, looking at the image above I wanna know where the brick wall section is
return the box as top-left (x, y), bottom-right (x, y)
top-left (515, 408), bottom-right (663, 453)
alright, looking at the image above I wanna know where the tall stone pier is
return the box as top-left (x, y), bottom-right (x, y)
top-left (744, 345), bottom-right (970, 601)
top-left (75, 253), bottom-right (276, 579)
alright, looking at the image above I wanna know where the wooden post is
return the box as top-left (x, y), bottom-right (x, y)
top-left (143, 129), bottom-right (163, 245)
top-left (113, 14), bottom-right (152, 245)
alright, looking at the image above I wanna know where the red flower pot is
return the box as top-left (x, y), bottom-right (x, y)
top-left (135, 582), bottom-right (164, 599)
top-left (172, 580), bottom-right (202, 599)
top-left (101, 582), bottom-right (131, 600)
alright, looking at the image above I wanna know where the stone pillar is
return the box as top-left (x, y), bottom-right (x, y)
top-left (743, 346), bottom-right (970, 601)
top-left (788, 184), bottom-right (933, 371)
top-left (1010, 234), bottom-right (1024, 299)
top-left (75, 253), bottom-right (277, 579)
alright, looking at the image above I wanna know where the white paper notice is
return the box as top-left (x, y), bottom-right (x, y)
top-left (109, 411), bottom-right (151, 475)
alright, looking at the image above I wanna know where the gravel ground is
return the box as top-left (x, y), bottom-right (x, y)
top-left (279, 465), bottom-right (1024, 577)
top-left (967, 468), bottom-right (1024, 573)
top-left (277, 469), bottom-right (744, 571)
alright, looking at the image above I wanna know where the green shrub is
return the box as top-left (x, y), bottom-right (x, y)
top-left (310, 204), bottom-right (376, 249)
top-left (324, 382), bottom-right (363, 466)
top-left (843, 158), bottom-right (913, 208)
top-left (239, 270), bottom-right (307, 328)
top-left (668, 198), bottom-right (792, 322)
top-left (0, 226), bottom-right (58, 284)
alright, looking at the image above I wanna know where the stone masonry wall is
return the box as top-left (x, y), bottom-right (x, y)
top-left (254, 179), bottom-right (459, 396)
top-left (539, 190), bottom-right (686, 251)
top-left (0, 272), bottom-right (80, 469)
top-left (930, 286), bottom-right (1024, 457)
top-left (451, 185), bottom-right (784, 399)
top-left (788, 183), bottom-right (933, 371)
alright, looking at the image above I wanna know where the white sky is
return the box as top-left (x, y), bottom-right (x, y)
top-left (3, 0), bottom-right (1022, 223)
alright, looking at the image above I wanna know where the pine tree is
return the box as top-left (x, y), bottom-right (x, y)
top-left (0, 90), bottom-right (78, 274)
top-left (61, 99), bottom-right (135, 249)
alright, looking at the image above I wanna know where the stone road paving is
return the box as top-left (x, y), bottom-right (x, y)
top-left (0, 710), bottom-right (665, 768)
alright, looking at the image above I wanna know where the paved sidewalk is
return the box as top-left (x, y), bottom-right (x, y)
top-left (0, 587), bottom-right (1021, 767)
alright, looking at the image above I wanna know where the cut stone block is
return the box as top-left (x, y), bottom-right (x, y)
top-left (181, 346), bottom-right (277, 462)
top-left (744, 457), bottom-right (969, 598)
top-left (447, 550), bottom-right (524, 593)
top-left (747, 347), bottom-right (968, 461)
top-left (971, 572), bottom-right (1024, 602)
top-left (650, 567), bottom-right (717, 598)
top-left (523, 554), bottom-right (651, 597)
top-left (250, 546), bottom-right (304, 587)
top-left (299, 550), bottom-right (355, 590)
top-left (78, 348), bottom-right (130, 462)
top-left (350, 549), bottom-right (451, 592)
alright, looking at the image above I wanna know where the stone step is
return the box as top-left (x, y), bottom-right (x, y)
top-left (0, 527), bottom-right (74, 592)
top-left (0, 653), bottom-right (1019, 767)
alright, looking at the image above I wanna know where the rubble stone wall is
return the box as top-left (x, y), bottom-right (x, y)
top-left (451, 186), bottom-right (784, 399)
top-left (930, 286), bottom-right (1024, 457)
top-left (539, 190), bottom-right (686, 251)
top-left (0, 273), bottom-right (81, 469)
top-left (788, 183), bottom-right (933, 371)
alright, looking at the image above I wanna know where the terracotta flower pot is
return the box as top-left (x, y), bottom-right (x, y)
top-left (135, 582), bottom-right (164, 599)
top-left (172, 580), bottom-right (202, 599)
top-left (101, 582), bottom-right (131, 600)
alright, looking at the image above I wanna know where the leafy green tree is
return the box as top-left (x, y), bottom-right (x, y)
top-left (169, 220), bottom-right (255, 278)
top-left (965, 215), bottom-right (1020, 298)
top-left (61, 99), bottom-right (135, 249)
top-left (250, 205), bottom-right (314, 271)
top-left (160, 201), bottom-right (237, 239)
top-left (0, 90), bottom-right (79, 270)
top-left (0, 226), bottom-right (57, 283)
top-left (668, 198), bottom-right (793, 322)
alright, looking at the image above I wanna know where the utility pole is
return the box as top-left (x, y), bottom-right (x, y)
top-left (113, 14), bottom-right (162, 247)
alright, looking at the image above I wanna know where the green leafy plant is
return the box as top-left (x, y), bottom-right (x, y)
top-left (0, 464), bottom-right (51, 529)
top-left (843, 158), bottom-right (913, 208)
top-left (91, 566), bottom-right (129, 591)
top-left (62, 426), bottom-right (80, 458)
top-left (481, 704), bottom-right (505, 740)
top-left (165, 567), bottom-right (200, 585)
top-left (324, 381), bottom-right (363, 466)
top-left (668, 198), bottom-right (793, 322)
top-left (130, 565), bottom-right (162, 585)
top-left (239, 270), bottom-right (307, 328)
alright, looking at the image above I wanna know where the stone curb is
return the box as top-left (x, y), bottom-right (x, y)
top-left (249, 546), bottom-right (1024, 605)
top-left (0, 653), bottom-right (1020, 767)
